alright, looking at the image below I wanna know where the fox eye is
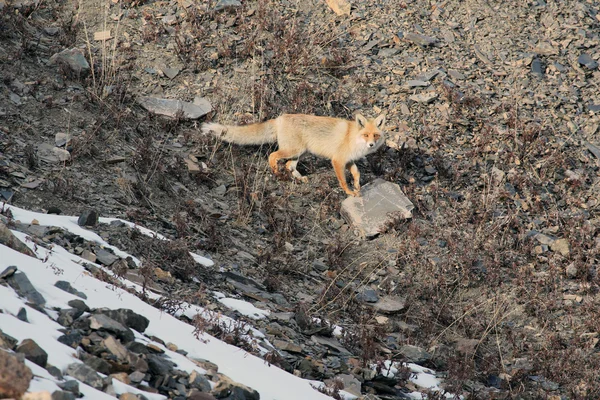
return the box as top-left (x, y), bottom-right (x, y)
top-left (374, 134), bottom-right (380, 140)
top-left (363, 134), bottom-right (369, 138)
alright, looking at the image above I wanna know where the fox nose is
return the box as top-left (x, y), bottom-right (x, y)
top-left (368, 142), bottom-right (375, 147)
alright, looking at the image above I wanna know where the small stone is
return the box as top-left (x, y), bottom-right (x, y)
top-left (404, 32), bottom-right (438, 46)
top-left (55, 132), bottom-right (70, 147)
top-left (0, 330), bottom-right (18, 350)
top-left (55, 281), bottom-right (87, 299)
top-left (52, 147), bottom-right (71, 162)
top-left (0, 265), bottom-right (17, 279)
top-left (273, 339), bottom-right (303, 353)
top-left (89, 314), bottom-right (135, 343)
top-left (371, 295), bottom-right (406, 314)
top-left (211, 374), bottom-right (259, 400)
top-left (551, 238), bottom-right (570, 256)
top-left (57, 379), bottom-right (79, 396)
top-left (110, 372), bottom-right (130, 385)
top-left (128, 371), bottom-right (146, 384)
top-left (358, 288), bottom-right (379, 303)
top-left (57, 332), bottom-right (83, 348)
top-left (189, 370), bottom-right (211, 392)
top-left (16, 339), bottom-right (48, 368)
top-left (51, 390), bottom-right (75, 400)
top-left (405, 80), bottom-right (429, 88)
top-left (333, 374), bottom-right (361, 397)
top-left (95, 309), bottom-right (150, 333)
top-left (0, 223), bottom-right (37, 257)
top-left (531, 58), bottom-right (544, 77)
top-left (44, 27), bottom-right (60, 36)
top-left (566, 263), bottom-right (578, 278)
top-left (146, 354), bottom-right (174, 376)
top-left (81, 250), bottom-right (96, 263)
top-left (83, 356), bottom-right (111, 375)
top-left (48, 48), bottom-right (90, 74)
top-left (424, 166), bottom-right (437, 175)
top-left (578, 53), bottom-right (598, 70)
top-left (161, 15), bottom-right (177, 25)
top-left (104, 335), bottom-right (129, 361)
top-left (311, 336), bottom-right (352, 355)
top-left (448, 69), bottom-right (465, 80)
top-left (214, 0), bottom-right (241, 11)
top-left (325, 0), bottom-right (350, 15)
top-left (409, 92), bottom-right (438, 104)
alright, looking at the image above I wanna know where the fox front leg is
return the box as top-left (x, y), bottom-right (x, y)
top-left (347, 163), bottom-right (361, 193)
top-left (286, 160), bottom-right (308, 183)
top-left (332, 159), bottom-right (360, 197)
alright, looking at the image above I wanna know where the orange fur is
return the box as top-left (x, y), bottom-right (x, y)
top-left (201, 113), bottom-right (386, 196)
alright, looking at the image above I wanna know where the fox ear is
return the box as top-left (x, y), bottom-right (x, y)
top-left (374, 113), bottom-right (386, 128)
top-left (355, 114), bottom-right (367, 128)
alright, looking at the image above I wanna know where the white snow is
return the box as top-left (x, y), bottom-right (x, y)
top-left (0, 202), bottom-right (449, 400)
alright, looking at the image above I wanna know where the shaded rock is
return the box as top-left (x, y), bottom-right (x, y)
top-left (57, 332), bottom-right (83, 348)
top-left (358, 288), bottom-right (379, 303)
top-left (138, 97), bottom-right (212, 119)
top-left (404, 32), bottom-right (438, 46)
top-left (47, 366), bottom-right (63, 380)
top-left (77, 210), bottom-right (98, 227)
top-left (0, 222), bottom-right (36, 257)
top-left (273, 339), bottom-right (303, 354)
top-left (0, 265), bottom-right (18, 279)
top-left (55, 281), bottom-right (87, 299)
top-left (17, 307), bottom-right (28, 322)
top-left (65, 363), bottom-right (105, 390)
top-left (341, 179), bottom-right (414, 238)
top-left (311, 336), bottom-right (352, 356)
top-left (212, 374), bottom-right (259, 400)
top-left (578, 53), bottom-right (598, 70)
top-left (531, 58), bottom-right (544, 77)
top-left (96, 309), bottom-right (150, 333)
top-left (0, 330), bottom-right (18, 350)
top-left (83, 355), bottom-right (111, 375)
top-left (146, 354), bottom-right (174, 376)
top-left (68, 299), bottom-right (90, 313)
top-left (7, 272), bottom-right (46, 306)
top-left (189, 370), bottom-right (212, 392)
top-left (16, 339), bottom-right (48, 368)
top-left (398, 344), bottom-right (431, 363)
top-left (0, 350), bottom-right (33, 398)
top-left (409, 92), bottom-right (438, 104)
top-left (371, 295), bottom-right (406, 314)
top-left (89, 314), bottom-right (135, 343)
top-left (48, 48), bottom-right (90, 74)
top-left (95, 248), bottom-right (119, 266)
top-left (57, 308), bottom-right (84, 327)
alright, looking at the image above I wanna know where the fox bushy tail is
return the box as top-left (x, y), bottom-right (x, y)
top-left (201, 120), bottom-right (277, 145)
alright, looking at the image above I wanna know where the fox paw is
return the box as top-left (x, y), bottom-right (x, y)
top-left (346, 190), bottom-right (361, 197)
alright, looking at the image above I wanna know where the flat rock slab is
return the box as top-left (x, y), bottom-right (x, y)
top-left (138, 97), bottom-right (212, 119)
top-left (341, 179), bottom-right (414, 238)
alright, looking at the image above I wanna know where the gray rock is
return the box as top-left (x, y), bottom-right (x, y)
top-left (47, 365), bottom-right (63, 380)
top-left (340, 179), bottom-right (414, 237)
top-left (578, 53), bottom-right (598, 70)
top-left (67, 299), bottom-right (90, 313)
top-left (51, 390), bottom-right (76, 400)
top-left (55, 132), bottom-right (70, 147)
top-left (95, 309), bottom-right (150, 333)
top-left (273, 339), bottom-right (303, 353)
top-left (398, 344), bottom-right (431, 363)
top-left (77, 210), bottom-right (98, 226)
top-left (53, 147), bottom-right (71, 162)
top-left (214, 0), bottom-right (241, 11)
top-left (58, 379), bottom-right (80, 396)
top-left (146, 354), bottom-right (174, 376)
top-left (7, 272), bottom-right (46, 306)
top-left (0, 223), bottom-right (36, 257)
top-left (588, 104), bottom-right (600, 113)
top-left (103, 335), bottom-right (129, 361)
top-left (566, 263), bottom-right (578, 279)
top-left (189, 370), bottom-right (211, 392)
top-left (57, 332), bottom-right (83, 348)
top-left (371, 295), bottom-right (406, 314)
top-left (531, 58), bottom-right (544, 77)
top-left (94, 248), bottom-right (119, 266)
top-left (404, 32), bottom-right (438, 46)
top-left (16, 339), bottom-right (48, 367)
top-left (89, 314), bottom-right (135, 343)
top-left (405, 80), bottom-right (429, 88)
top-left (311, 336), bottom-right (352, 356)
top-left (138, 97), bottom-right (212, 119)
top-left (17, 307), bottom-right (28, 322)
top-left (409, 92), bottom-right (438, 104)
top-left (57, 308), bottom-right (84, 327)
top-left (83, 355), bottom-right (111, 375)
top-left (65, 363), bottom-right (105, 390)
top-left (48, 48), bottom-right (90, 74)
top-left (128, 370), bottom-right (146, 384)
top-left (358, 288), bottom-right (379, 303)
top-left (55, 281), bottom-right (87, 299)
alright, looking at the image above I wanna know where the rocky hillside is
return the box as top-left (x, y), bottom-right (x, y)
top-left (1, 0), bottom-right (600, 398)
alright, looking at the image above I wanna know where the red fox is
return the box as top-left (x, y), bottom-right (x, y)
top-left (201, 113), bottom-right (386, 196)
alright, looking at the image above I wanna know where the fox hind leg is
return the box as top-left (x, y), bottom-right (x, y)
top-left (286, 160), bottom-right (308, 183)
top-left (268, 149), bottom-right (302, 177)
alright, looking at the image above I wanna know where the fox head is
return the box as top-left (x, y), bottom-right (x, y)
top-left (355, 113), bottom-right (386, 148)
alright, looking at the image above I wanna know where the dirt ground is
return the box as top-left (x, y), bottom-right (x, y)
top-left (2, 0), bottom-right (600, 398)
